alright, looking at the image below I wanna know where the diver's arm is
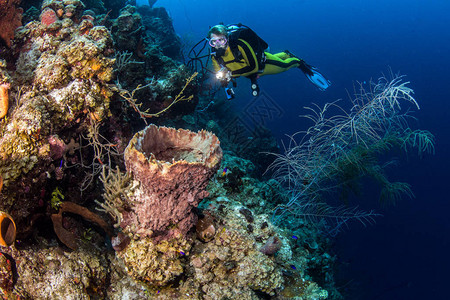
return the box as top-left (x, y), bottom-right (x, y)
top-left (211, 55), bottom-right (232, 86)
top-left (231, 40), bottom-right (259, 76)
top-left (211, 56), bottom-right (221, 73)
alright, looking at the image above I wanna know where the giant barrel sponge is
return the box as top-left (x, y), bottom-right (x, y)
top-left (122, 124), bottom-right (222, 240)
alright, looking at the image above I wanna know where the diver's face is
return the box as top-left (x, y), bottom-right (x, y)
top-left (209, 33), bottom-right (228, 49)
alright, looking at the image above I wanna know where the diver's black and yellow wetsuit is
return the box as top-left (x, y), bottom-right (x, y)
top-left (211, 38), bottom-right (302, 78)
top-left (262, 52), bottom-right (303, 75)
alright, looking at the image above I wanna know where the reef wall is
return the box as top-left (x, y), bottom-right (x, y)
top-left (0, 1), bottom-right (336, 299)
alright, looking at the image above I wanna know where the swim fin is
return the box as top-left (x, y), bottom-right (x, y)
top-left (284, 50), bottom-right (331, 91)
top-left (298, 60), bottom-right (331, 91)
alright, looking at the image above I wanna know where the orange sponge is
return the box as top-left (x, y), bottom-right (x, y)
top-left (0, 83), bottom-right (9, 119)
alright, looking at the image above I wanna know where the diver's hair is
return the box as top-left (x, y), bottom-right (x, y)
top-left (207, 25), bottom-right (228, 39)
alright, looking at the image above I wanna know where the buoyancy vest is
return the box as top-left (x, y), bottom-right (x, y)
top-left (212, 24), bottom-right (269, 77)
top-left (227, 24), bottom-right (268, 69)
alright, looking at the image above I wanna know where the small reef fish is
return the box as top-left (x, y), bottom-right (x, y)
top-left (179, 251), bottom-right (185, 256)
top-left (292, 235), bottom-right (298, 240)
top-left (220, 167), bottom-right (228, 177)
top-left (290, 265), bottom-right (297, 270)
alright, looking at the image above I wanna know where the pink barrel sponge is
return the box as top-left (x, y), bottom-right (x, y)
top-left (122, 125), bottom-right (223, 240)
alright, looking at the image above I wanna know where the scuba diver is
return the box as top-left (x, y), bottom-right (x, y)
top-left (207, 24), bottom-right (331, 98)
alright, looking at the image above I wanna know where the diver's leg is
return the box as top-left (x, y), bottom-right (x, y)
top-left (261, 52), bottom-right (301, 76)
top-left (263, 52), bottom-right (331, 90)
top-left (273, 52), bottom-right (291, 60)
top-left (281, 50), bottom-right (314, 75)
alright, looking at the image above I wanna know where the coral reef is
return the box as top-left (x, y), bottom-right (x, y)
top-left (0, 160), bottom-right (334, 299)
top-left (111, 5), bottom-right (143, 53)
top-left (114, 193), bottom-right (330, 298)
top-left (0, 251), bottom-right (14, 297)
top-left (0, 168), bottom-right (16, 248)
top-left (189, 224), bottom-right (284, 297)
top-left (97, 125), bottom-right (222, 286)
top-left (120, 71), bottom-right (197, 119)
top-left (138, 5), bottom-right (182, 60)
top-left (116, 234), bottom-right (193, 286)
top-left (0, 1), bottom-right (340, 298)
top-left (279, 277), bottom-right (329, 299)
top-left (260, 235), bottom-right (283, 255)
top-left (196, 213), bottom-right (216, 242)
top-left (121, 124), bottom-right (222, 240)
top-left (111, 4), bottom-right (181, 60)
top-left (0, 0), bottom-right (23, 47)
top-left (110, 4), bottom-right (198, 121)
top-left (2, 245), bottom-right (112, 299)
top-left (207, 152), bottom-right (285, 216)
top-left (0, 3), bottom-right (115, 221)
top-left (185, 196), bottom-right (329, 299)
top-left (204, 153), bottom-right (341, 297)
top-left (51, 201), bottom-right (112, 250)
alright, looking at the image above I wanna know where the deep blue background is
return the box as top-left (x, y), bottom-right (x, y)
top-left (141, 0), bottom-right (450, 298)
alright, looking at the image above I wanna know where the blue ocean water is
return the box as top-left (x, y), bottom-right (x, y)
top-left (140, 0), bottom-right (450, 298)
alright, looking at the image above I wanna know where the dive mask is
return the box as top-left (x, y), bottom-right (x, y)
top-left (209, 37), bottom-right (227, 48)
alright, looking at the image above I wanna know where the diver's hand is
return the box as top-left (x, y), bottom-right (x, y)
top-left (216, 67), bottom-right (232, 84)
top-left (220, 79), bottom-right (229, 87)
